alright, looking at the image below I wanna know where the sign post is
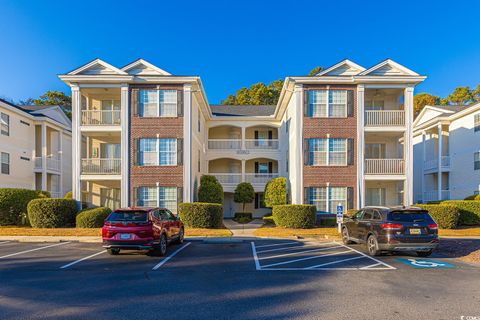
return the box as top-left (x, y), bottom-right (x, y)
top-left (336, 203), bottom-right (344, 233)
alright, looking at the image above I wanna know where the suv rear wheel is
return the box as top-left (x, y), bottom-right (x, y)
top-left (177, 227), bottom-right (185, 244)
top-left (158, 234), bottom-right (167, 256)
top-left (107, 248), bottom-right (120, 255)
top-left (367, 235), bottom-right (380, 256)
top-left (342, 227), bottom-right (353, 245)
top-left (417, 250), bottom-right (433, 257)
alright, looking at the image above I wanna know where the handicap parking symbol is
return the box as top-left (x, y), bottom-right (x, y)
top-left (397, 258), bottom-right (456, 269)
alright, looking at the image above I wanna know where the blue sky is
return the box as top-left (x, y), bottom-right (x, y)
top-left (1, 0), bottom-right (479, 104)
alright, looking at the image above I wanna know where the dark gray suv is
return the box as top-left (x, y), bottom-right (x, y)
top-left (342, 206), bottom-right (439, 256)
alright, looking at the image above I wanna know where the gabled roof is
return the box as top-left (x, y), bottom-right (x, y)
top-left (316, 59), bottom-right (366, 76)
top-left (121, 59), bottom-right (172, 76)
top-left (358, 59), bottom-right (419, 76)
top-left (210, 105), bottom-right (276, 117)
top-left (67, 58), bottom-right (128, 75)
top-left (413, 103), bottom-right (477, 129)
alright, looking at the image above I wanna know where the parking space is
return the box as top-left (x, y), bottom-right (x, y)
top-left (251, 240), bottom-right (396, 271)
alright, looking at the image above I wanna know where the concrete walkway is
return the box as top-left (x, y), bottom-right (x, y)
top-left (223, 219), bottom-right (263, 237)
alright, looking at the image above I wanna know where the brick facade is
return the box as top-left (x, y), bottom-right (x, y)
top-left (303, 85), bottom-right (357, 208)
top-left (129, 85), bottom-right (184, 204)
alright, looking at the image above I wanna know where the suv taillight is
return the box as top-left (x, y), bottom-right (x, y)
top-left (381, 223), bottom-right (403, 230)
top-left (428, 223), bottom-right (438, 230)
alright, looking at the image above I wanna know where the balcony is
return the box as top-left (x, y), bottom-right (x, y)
top-left (365, 111), bottom-right (405, 127)
top-left (81, 110), bottom-right (121, 126)
top-left (34, 155), bottom-right (61, 172)
top-left (245, 139), bottom-right (279, 150)
top-left (211, 173), bottom-right (279, 186)
top-left (245, 173), bottom-right (279, 184)
top-left (424, 156), bottom-right (451, 172)
top-left (365, 159), bottom-right (404, 175)
top-left (49, 191), bottom-right (62, 198)
top-left (207, 139), bottom-right (279, 151)
top-left (208, 139), bottom-right (242, 150)
top-left (81, 158), bottom-right (121, 175)
top-left (423, 190), bottom-right (450, 202)
top-left (212, 173), bottom-right (242, 185)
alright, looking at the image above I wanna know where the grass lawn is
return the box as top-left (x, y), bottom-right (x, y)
top-left (439, 227), bottom-right (480, 237)
top-left (254, 225), bottom-right (340, 238)
top-left (0, 226), bottom-right (232, 237)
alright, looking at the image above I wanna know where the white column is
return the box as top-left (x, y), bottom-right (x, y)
top-left (293, 84), bottom-right (304, 204)
top-left (183, 84), bottom-right (193, 203)
top-left (41, 123), bottom-right (47, 191)
top-left (437, 124), bottom-right (443, 200)
top-left (241, 160), bottom-right (246, 182)
top-left (421, 131), bottom-right (426, 201)
top-left (241, 127), bottom-right (246, 150)
top-left (59, 130), bottom-right (63, 197)
top-left (71, 85), bottom-right (82, 205)
top-left (403, 86), bottom-right (414, 205)
top-left (120, 84), bottom-right (129, 207)
top-left (357, 85), bottom-right (365, 208)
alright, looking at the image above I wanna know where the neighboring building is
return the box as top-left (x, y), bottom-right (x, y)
top-left (0, 99), bottom-right (72, 197)
top-left (60, 58), bottom-right (425, 216)
top-left (413, 103), bottom-right (480, 202)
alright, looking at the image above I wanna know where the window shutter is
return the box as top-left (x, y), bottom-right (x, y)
top-left (304, 187), bottom-right (310, 205)
top-left (177, 90), bottom-right (184, 117)
top-left (347, 90), bottom-right (354, 117)
top-left (132, 89), bottom-right (140, 117)
top-left (177, 138), bottom-right (183, 165)
top-left (347, 187), bottom-right (354, 210)
top-left (304, 90), bottom-right (310, 117)
top-left (255, 193), bottom-right (259, 209)
top-left (132, 187), bottom-right (138, 206)
top-left (304, 139), bottom-right (310, 165)
top-left (347, 138), bottom-right (354, 165)
top-left (254, 162), bottom-right (259, 173)
top-left (133, 138), bottom-right (139, 165)
top-left (268, 130), bottom-right (273, 140)
top-left (268, 162), bottom-right (273, 173)
top-left (177, 187), bottom-right (183, 204)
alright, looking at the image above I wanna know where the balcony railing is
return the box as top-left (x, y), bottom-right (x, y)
top-left (424, 156), bottom-right (451, 171)
top-left (49, 191), bottom-right (62, 198)
top-left (245, 173), bottom-right (279, 184)
top-left (423, 190), bottom-right (450, 202)
top-left (245, 139), bottom-right (279, 150)
top-left (365, 110), bottom-right (405, 127)
top-left (212, 173), bottom-right (242, 184)
top-left (81, 158), bottom-right (121, 175)
top-left (34, 157), bottom-right (42, 170)
top-left (365, 159), bottom-right (404, 175)
top-left (81, 110), bottom-right (121, 126)
top-left (34, 155), bottom-right (61, 172)
top-left (208, 139), bottom-right (242, 150)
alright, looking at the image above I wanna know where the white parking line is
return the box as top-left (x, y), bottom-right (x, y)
top-left (261, 250), bottom-right (352, 268)
top-left (306, 256), bottom-right (365, 269)
top-left (255, 242), bottom-right (300, 249)
top-left (259, 245), bottom-right (343, 260)
top-left (0, 241), bottom-right (11, 245)
top-left (256, 241), bottom-right (337, 254)
top-left (333, 241), bottom-right (396, 270)
top-left (59, 250), bottom-right (106, 269)
top-left (251, 242), bottom-right (261, 270)
top-left (0, 242), bottom-right (71, 259)
top-left (152, 242), bottom-right (191, 270)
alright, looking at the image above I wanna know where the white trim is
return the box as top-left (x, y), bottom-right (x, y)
top-left (67, 58), bottom-right (128, 75)
top-left (183, 84), bottom-right (193, 202)
top-left (121, 59), bottom-right (171, 75)
top-left (120, 84), bottom-right (129, 207)
top-left (316, 59), bottom-right (366, 76)
top-left (358, 59), bottom-right (420, 76)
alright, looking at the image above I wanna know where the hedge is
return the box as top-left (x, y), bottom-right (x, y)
top-left (234, 212), bottom-right (252, 220)
top-left (346, 209), bottom-right (358, 217)
top-left (415, 204), bottom-right (460, 229)
top-left (0, 188), bottom-right (51, 225)
top-left (178, 202), bottom-right (223, 228)
top-left (197, 175), bottom-right (224, 204)
top-left (318, 217), bottom-right (337, 227)
top-left (264, 177), bottom-right (287, 207)
top-left (272, 205), bottom-right (316, 228)
top-left (76, 207), bottom-right (112, 228)
top-left (464, 194), bottom-right (480, 201)
top-left (441, 200), bottom-right (480, 225)
top-left (27, 198), bottom-right (78, 228)
top-left (65, 191), bottom-right (73, 199)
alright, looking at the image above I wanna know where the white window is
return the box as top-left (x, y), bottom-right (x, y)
top-left (475, 152), bottom-right (480, 171)
top-left (475, 114), bottom-right (480, 132)
top-left (1, 113), bottom-right (9, 136)
top-left (159, 187), bottom-right (178, 214)
top-left (309, 187), bottom-right (347, 213)
top-left (309, 90), bottom-right (348, 118)
top-left (101, 100), bottom-right (121, 124)
top-left (309, 138), bottom-right (347, 166)
top-left (366, 188), bottom-right (386, 206)
top-left (365, 143), bottom-right (386, 159)
top-left (1, 152), bottom-right (10, 174)
top-left (137, 187), bottom-right (158, 207)
top-left (139, 89), bottom-right (177, 117)
top-left (365, 99), bottom-right (385, 111)
top-left (139, 138), bottom-right (177, 166)
top-left (258, 162), bottom-right (269, 174)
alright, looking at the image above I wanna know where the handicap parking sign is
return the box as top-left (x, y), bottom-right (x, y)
top-left (397, 258), bottom-right (456, 269)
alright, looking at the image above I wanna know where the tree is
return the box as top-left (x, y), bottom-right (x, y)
top-left (197, 175), bottom-right (224, 204)
top-left (413, 93), bottom-right (439, 116)
top-left (264, 177), bottom-right (287, 207)
top-left (222, 80), bottom-right (284, 105)
top-left (447, 86), bottom-right (473, 105)
top-left (308, 66), bottom-right (323, 76)
top-left (19, 91), bottom-right (72, 119)
top-left (234, 182), bottom-right (255, 212)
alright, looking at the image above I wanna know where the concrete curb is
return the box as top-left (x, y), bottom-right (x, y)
top-left (0, 236), bottom-right (101, 243)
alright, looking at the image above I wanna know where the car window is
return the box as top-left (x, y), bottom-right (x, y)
top-left (159, 210), bottom-right (169, 221)
top-left (362, 209), bottom-right (373, 220)
top-left (373, 210), bottom-right (382, 220)
top-left (354, 210), bottom-right (364, 220)
top-left (151, 210), bottom-right (161, 220)
top-left (165, 210), bottom-right (176, 221)
top-left (388, 210), bottom-right (432, 222)
top-left (107, 211), bottom-right (148, 222)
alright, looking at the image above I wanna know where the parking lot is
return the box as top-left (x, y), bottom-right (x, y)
top-left (0, 239), bottom-right (479, 320)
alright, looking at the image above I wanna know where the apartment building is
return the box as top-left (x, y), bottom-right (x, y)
top-left (413, 103), bottom-right (480, 202)
top-left (0, 99), bottom-right (72, 197)
top-left (60, 58), bottom-right (425, 216)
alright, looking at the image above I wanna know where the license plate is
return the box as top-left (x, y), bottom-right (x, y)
top-left (120, 233), bottom-right (131, 240)
top-left (409, 228), bottom-right (421, 235)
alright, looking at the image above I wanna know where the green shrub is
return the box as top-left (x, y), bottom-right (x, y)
top-left (65, 191), bottom-right (73, 199)
top-left (319, 217), bottom-right (337, 227)
top-left (234, 212), bottom-right (253, 220)
top-left (264, 177), bottom-right (287, 207)
top-left (234, 182), bottom-right (255, 212)
top-left (178, 202), bottom-right (223, 228)
top-left (76, 207), bottom-right (112, 228)
top-left (27, 198), bottom-right (78, 228)
top-left (346, 209), bottom-right (358, 217)
top-left (441, 201), bottom-right (480, 225)
top-left (464, 194), bottom-right (480, 201)
top-left (415, 204), bottom-right (460, 229)
top-left (0, 188), bottom-right (50, 225)
top-left (272, 205), bottom-right (316, 228)
top-left (263, 213), bottom-right (274, 224)
top-left (198, 175), bottom-right (224, 204)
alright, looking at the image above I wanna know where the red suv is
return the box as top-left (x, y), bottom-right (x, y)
top-left (102, 207), bottom-right (184, 256)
